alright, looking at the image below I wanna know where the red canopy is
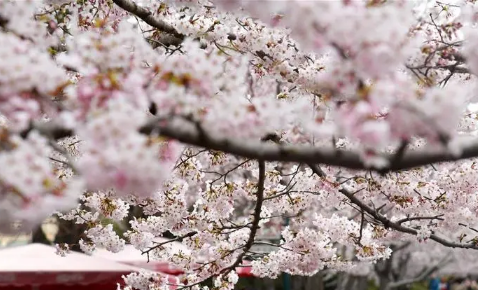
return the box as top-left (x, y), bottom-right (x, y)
top-left (0, 243), bottom-right (146, 289)
top-left (94, 246), bottom-right (183, 275)
top-left (93, 241), bottom-right (254, 277)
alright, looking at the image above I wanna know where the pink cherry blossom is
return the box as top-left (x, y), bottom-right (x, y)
top-left (2, 0), bottom-right (478, 289)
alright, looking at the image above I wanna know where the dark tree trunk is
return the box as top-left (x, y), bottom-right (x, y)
top-left (291, 275), bottom-right (305, 290)
top-left (336, 274), bottom-right (368, 290)
top-left (305, 272), bottom-right (324, 290)
top-left (126, 205), bottom-right (146, 230)
top-left (53, 217), bottom-right (87, 252)
top-left (379, 276), bottom-right (392, 290)
top-left (286, 272), bottom-right (325, 290)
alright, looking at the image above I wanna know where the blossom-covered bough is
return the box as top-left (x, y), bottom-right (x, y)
top-left (4, 0), bottom-right (478, 289)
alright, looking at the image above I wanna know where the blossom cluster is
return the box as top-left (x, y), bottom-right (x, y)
top-left (3, 0), bottom-right (478, 290)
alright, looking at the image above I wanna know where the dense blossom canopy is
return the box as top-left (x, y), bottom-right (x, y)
top-left (3, 0), bottom-right (478, 289)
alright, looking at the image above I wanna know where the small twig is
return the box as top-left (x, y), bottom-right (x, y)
top-left (356, 210), bottom-right (365, 246)
top-left (142, 231), bottom-right (197, 262)
top-left (396, 214), bottom-right (445, 225)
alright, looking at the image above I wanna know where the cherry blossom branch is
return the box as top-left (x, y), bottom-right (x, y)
top-left (303, 163), bottom-right (478, 250)
top-left (49, 157), bottom-right (71, 167)
top-left (458, 223), bottom-right (478, 234)
top-left (203, 159), bottom-right (251, 185)
top-left (141, 231), bottom-right (198, 262)
top-left (169, 161), bottom-right (266, 288)
top-left (396, 215), bottom-right (445, 225)
top-left (24, 117), bottom-right (478, 173)
top-left (221, 160), bottom-right (265, 276)
top-left (48, 140), bottom-right (78, 173)
top-left (252, 241), bottom-right (296, 252)
top-left (147, 34), bottom-right (184, 48)
top-left (112, 0), bottom-right (184, 44)
top-left (336, 185), bottom-right (478, 250)
top-left (356, 210), bottom-right (365, 246)
top-left (140, 117), bottom-right (478, 173)
top-left (174, 149), bottom-right (208, 169)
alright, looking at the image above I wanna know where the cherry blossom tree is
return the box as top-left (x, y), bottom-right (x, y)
top-left (4, 0), bottom-right (478, 289)
top-left (364, 241), bottom-right (453, 290)
top-left (333, 240), bottom-right (478, 290)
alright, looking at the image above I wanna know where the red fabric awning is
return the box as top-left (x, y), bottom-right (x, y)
top-left (0, 272), bottom-right (124, 286)
top-left (236, 265), bottom-right (254, 277)
top-left (0, 244), bottom-right (144, 287)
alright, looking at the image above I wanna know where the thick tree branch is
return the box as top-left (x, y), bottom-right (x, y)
top-left (23, 121), bottom-right (73, 139)
top-left (0, 15), bottom-right (7, 27)
top-left (112, 0), bottom-right (184, 45)
top-left (142, 118), bottom-right (478, 172)
top-left (23, 117), bottom-right (478, 173)
top-left (142, 119), bottom-right (478, 173)
top-left (149, 33), bottom-right (184, 48)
